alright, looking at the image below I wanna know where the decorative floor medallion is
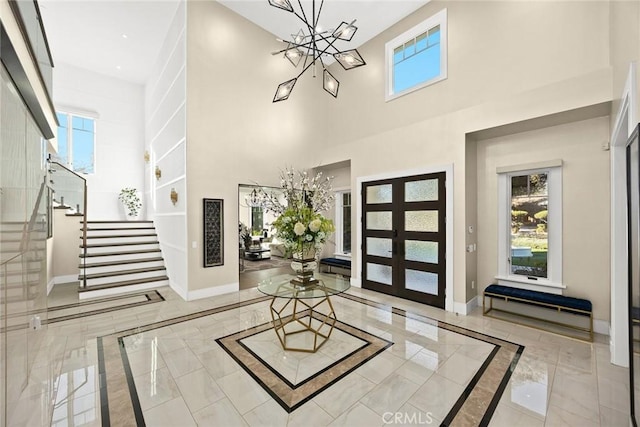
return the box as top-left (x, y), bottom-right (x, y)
top-left (217, 312), bottom-right (393, 412)
top-left (95, 291), bottom-right (524, 426)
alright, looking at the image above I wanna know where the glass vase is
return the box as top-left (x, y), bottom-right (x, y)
top-left (290, 244), bottom-right (320, 289)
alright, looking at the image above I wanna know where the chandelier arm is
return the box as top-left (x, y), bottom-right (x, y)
top-left (294, 37), bottom-right (341, 79)
top-left (271, 40), bottom-right (315, 56)
top-left (315, 0), bottom-right (325, 30)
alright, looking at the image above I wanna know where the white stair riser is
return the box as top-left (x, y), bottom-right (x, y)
top-left (84, 243), bottom-right (160, 254)
top-left (85, 229), bottom-right (156, 237)
top-left (79, 279), bottom-right (169, 299)
top-left (80, 260), bottom-right (165, 275)
top-left (83, 222), bottom-right (153, 229)
top-left (84, 270), bottom-right (166, 286)
top-left (80, 252), bottom-right (162, 264)
top-left (84, 236), bottom-right (158, 245)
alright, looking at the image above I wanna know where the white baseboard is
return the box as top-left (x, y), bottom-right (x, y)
top-left (47, 278), bottom-right (55, 296)
top-left (186, 282), bottom-right (239, 301)
top-left (453, 296), bottom-right (480, 316)
top-left (350, 277), bottom-right (362, 288)
top-left (54, 274), bottom-right (79, 285)
top-left (594, 319), bottom-right (610, 336)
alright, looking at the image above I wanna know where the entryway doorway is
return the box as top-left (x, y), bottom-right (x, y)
top-left (361, 171), bottom-right (447, 308)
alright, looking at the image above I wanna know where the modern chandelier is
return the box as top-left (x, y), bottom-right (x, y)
top-left (268, 0), bottom-right (366, 102)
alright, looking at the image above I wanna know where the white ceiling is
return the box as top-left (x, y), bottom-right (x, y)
top-left (39, 0), bottom-right (181, 84)
top-left (38, 0), bottom-right (429, 85)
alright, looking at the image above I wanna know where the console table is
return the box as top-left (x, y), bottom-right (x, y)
top-left (257, 273), bottom-right (350, 353)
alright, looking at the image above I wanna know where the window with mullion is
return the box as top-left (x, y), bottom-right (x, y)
top-left (53, 112), bottom-right (95, 174)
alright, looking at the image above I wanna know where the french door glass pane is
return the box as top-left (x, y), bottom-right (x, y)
top-left (405, 240), bottom-right (438, 263)
top-left (367, 211), bottom-right (393, 230)
top-left (367, 263), bottom-right (392, 285)
top-left (367, 237), bottom-right (392, 258)
top-left (510, 173), bottom-right (548, 278)
top-left (405, 270), bottom-right (438, 294)
top-left (405, 179), bottom-right (438, 202)
top-left (405, 211), bottom-right (438, 232)
top-left (366, 184), bottom-right (392, 204)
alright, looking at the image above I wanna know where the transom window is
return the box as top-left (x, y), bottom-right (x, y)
top-left (497, 162), bottom-right (563, 291)
top-left (53, 112), bottom-right (96, 174)
top-left (385, 8), bottom-right (447, 101)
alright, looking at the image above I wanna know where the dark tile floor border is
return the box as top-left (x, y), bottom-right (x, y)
top-left (47, 291), bottom-right (165, 324)
top-left (217, 310), bottom-right (393, 413)
top-left (1, 290), bottom-right (165, 333)
top-left (339, 293), bottom-right (525, 427)
top-left (96, 292), bottom-right (524, 427)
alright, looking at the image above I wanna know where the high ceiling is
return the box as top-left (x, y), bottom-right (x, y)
top-left (38, 0), bottom-right (430, 85)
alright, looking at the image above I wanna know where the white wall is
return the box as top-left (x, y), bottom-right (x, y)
top-left (145, 0), bottom-right (187, 299)
top-left (53, 63), bottom-right (145, 219)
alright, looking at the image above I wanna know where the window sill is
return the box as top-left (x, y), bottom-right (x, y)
top-left (333, 253), bottom-right (352, 260)
top-left (495, 276), bottom-right (566, 295)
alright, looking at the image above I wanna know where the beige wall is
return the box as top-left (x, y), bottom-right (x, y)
top-left (316, 1), bottom-right (613, 307)
top-left (52, 209), bottom-right (81, 278)
top-left (325, 0), bottom-right (610, 147)
top-left (183, 0), bottom-right (619, 310)
top-left (185, 0), bottom-right (328, 293)
top-left (476, 116), bottom-right (611, 320)
top-left (313, 161), bottom-right (351, 260)
top-left (609, 0), bottom-right (640, 124)
top-left (465, 136), bottom-right (478, 301)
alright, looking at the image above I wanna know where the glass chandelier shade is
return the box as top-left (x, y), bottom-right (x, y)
top-left (273, 78), bottom-right (297, 103)
top-left (269, 0), bottom-right (366, 102)
top-left (268, 0), bottom-right (294, 13)
top-left (323, 69), bottom-right (339, 98)
top-left (333, 49), bottom-right (366, 70)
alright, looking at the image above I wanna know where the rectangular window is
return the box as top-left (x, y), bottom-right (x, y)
top-left (53, 111), bottom-right (95, 174)
top-left (497, 163), bottom-right (562, 291)
top-left (385, 9), bottom-right (447, 101)
top-left (335, 191), bottom-right (351, 256)
top-left (510, 173), bottom-right (548, 278)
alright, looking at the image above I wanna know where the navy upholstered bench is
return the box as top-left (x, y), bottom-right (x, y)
top-left (483, 284), bottom-right (593, 341)
top-left (320, 258), bottom-right (351, 274)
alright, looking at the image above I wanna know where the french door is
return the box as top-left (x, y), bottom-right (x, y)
top-left (362, 172), bottom-right (446, 308)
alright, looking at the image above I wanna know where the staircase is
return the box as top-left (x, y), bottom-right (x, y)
top-left (78, 220), bottom-right (169, 299)
top-left (0, 221), bottom-right (47, 308)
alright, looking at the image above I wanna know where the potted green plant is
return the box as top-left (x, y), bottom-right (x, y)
top-left (119, 187), bottom-right (142, 219)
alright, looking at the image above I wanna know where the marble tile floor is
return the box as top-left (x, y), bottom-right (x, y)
top-left (7, 284), bottom-right (631, 427)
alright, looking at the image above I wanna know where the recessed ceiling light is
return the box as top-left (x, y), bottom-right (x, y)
top-left (121, 34), bottom-right (128, 39)
top-left (116, 65), bottom-right (122, 70)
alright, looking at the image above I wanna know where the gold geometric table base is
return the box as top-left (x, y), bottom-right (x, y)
top-left (269, 292), bottom-right (337, 353)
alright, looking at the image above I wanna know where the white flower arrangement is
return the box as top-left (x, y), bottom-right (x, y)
top-left (265, 168), bottom-right (336, 257)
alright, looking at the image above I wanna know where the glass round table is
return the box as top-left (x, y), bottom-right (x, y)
top-left (257, 273), bottom-right (351, 353)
